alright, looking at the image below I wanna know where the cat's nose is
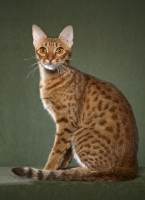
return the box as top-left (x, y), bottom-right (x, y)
top-left (47, 55), bottom-right (54, 63)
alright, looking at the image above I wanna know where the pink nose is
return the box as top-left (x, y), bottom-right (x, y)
top-left (47, 55), bottom-right (54, 62)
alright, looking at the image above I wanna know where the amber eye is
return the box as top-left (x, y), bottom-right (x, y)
top-left (39, 47), bottom-right (47, 54)
top-left (56, 47), bottom-right (64, 54)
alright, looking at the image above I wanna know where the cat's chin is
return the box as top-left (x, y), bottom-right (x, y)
top-left (43, 65), bottom-right (56, 71)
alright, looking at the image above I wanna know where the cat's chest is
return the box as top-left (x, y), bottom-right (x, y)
top-left (42, 98), bottom-right (56, 120)
top-left (40, 87), bottom-right (80, 127)
top-left (39, 74), bottom-right (81, 122)
top-left (40, 86), bottom-right (68, 121)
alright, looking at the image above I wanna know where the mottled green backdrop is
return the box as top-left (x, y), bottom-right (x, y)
top-left (0, 0), bottom-right (145, 167)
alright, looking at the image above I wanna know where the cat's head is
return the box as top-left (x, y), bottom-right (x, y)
top-left (32, 25), bottom-right (73, 72)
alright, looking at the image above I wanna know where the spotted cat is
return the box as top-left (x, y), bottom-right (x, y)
top-left (12, 25), bottom-right (138, 181)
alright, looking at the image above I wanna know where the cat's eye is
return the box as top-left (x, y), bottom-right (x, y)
top-left (39, 47), bottom-right (47, 54)
top-left (56, 47), bottom-right (64, 54)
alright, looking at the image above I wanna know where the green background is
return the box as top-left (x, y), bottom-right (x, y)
top-left (0, 0), bottom-right (145, 168)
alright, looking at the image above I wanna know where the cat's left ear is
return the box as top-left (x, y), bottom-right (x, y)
top-left (59, 25), bottom-right (73, 48)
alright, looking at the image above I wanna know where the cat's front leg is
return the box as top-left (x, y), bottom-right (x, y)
top-left (59, 147), bottom-right (72, 169)
top-left (44, 131), bottom-right (72, 170)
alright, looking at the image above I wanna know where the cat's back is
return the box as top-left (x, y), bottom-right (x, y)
top-left (81, 71), bottom-right (137, 126)
top-left (81, 71), bottom-right (138, 137)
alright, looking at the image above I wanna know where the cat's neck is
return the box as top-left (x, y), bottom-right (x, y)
top-left (39, 66), bottom-right (58, 79)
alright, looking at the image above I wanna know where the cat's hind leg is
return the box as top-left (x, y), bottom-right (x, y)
top-left (72, 124), bottom-right (111, 171)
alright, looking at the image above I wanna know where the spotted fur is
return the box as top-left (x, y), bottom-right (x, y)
top-left (12, 25), bottom-right (138, 181)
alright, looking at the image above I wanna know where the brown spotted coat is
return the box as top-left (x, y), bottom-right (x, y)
top-left (12, 25), bottom-right (138, 181)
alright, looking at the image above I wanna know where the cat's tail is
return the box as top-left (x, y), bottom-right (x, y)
top-left (11, 167), bottom-right (136, 181)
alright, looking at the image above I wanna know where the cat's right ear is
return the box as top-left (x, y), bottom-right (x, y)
top-left (32, 25), bottom-right (47, 47)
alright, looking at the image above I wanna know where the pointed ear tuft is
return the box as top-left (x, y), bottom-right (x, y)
top-left (59, 25), bottom-right (73, 48)
top-left (32, 24), bottom-right (47, 47)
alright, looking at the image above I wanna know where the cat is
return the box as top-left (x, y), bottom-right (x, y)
top-left (12, 25), bottom-right (138, 181)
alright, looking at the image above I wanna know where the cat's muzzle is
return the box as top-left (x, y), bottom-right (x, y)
top-left (43, 64), bottom-right (56, 71)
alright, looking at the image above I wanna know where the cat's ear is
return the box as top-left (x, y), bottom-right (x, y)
top-left (59, 25), bottom-right (73, 48)
top-left (32, 25), bottom-right (47, 47)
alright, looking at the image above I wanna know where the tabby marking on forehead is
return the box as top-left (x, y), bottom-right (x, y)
top-left (41, 38), bottom-right (59, 48)
top-left (47, 38), bottom-right (57, 45)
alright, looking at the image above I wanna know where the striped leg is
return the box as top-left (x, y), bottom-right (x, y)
top-left (59, 147), bottom-right (72, 169)
top-left (44, 130), bottom-right (71, 170)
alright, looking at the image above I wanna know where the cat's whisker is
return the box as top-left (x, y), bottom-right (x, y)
top-left (27, 62), bottom-right (38, 68)
top-left (58, 66), bottom-right (62, 75)
top-left (59, 64), bottom-right (66, 74)
top-left (24, 56), bottom-right (36, 61)
top-left (32, 66), bottom-right (39, 76)
top-left (27, 66), bottom-right (39, 78)
top-left (57, 66), bottom-right (61, 75)
top-left (66, 58), bottom-right (79, 62)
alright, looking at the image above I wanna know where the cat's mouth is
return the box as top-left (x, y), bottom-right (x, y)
top-left (43, 64), bottom-right (56, 71)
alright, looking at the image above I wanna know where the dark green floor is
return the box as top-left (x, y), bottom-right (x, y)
top-left (0, 167), bottom-right (145, 200)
